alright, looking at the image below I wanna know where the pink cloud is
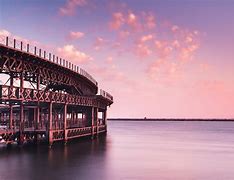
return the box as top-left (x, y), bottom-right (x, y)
top-left (127, 12), bottom-right (137, 26)
top-left (135, 43), bottom-right (152, 58)
top-left (179, 44), bottom-right (199, 62)
top-left (154, 40), bottom-right (173, 59)
top-left (153, 26), bottom-right (200, 63)
top-left (0, 29), bottom-right (11, 37)
top-left (93, 37), bottom-right (106, 50)
top-left (143, 12), bottom-right (156, 29)
top-left (88, 62), bottom-right (126, 83)
top-left (185, 35), bottom-right (193, 43)
top-left (68, 31), bottom-right (85, 40)
top-left (126, 11), bottom-right (142, 31)
top-left (59, 0), bottom-right (87, 16)
top-left (85, 56), bottom-right (136, 89)
top-left (119, 30), bottom-right (130, 39)
top-left (147, 59), bottom-right (182, 85)
top-left (140, 34), bottom-right (154, 42)
top-left (172, 40), bottom-right (180, 49)
top-left (109, 12), bottom-right (125, 30)
top-left (109, 10), bottom-right (144, 32)
top-left (57, 44), bottom-right (92, 64)
top-left (171, 25), bottom-right (179, 32)
top-left (105, 56), bottom-right (113, 64)
top-left (107, 7), bottom-right (201, 86)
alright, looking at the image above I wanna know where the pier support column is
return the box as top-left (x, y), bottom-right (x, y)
top-left (19, 102), bottom-right (24, 145)
top-left (34, 103), bottom-right (40, 144)
top-left (96, 108), bottom-right (99, 137)
top-left (9, 73), bottom-right (13, 130)
top-left (36, 103), bottom-right (40, 129)
top-left (48, 102), bottom-right (53, 147)
top-left (91, 107), bottom-right (94, 139)
top-left (19, 71), bottom-right (24, 145)
top-left (36, 75), bottom-right (40, 130)
top-left (9, 104), bottom-right (13, 130)
top-left (63, 104), bottom-right (67, 145)
top-left (102, 109), bottom-right (107, 132)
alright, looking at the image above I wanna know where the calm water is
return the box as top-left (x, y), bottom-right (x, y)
top-left (0, 121), bottom-right (234, 180)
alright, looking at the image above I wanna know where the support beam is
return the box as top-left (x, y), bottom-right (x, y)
top-left (48, 102), bottom-right (53, 147)
top-left (71, 109), bottom-right (74, 129)
top-left (36, 74), bottom-right (40, 130)
top-left (104, 110), bottom-right (107, 125)
top-left (19, 102), bottom-right (24, 145)
top-left (64, 104), bottom-right (67, 145)
top-left (36, 103), bottom-right (40, 129)
top-left (10, 73), bottom-right (14, 87)
top-left (96, 107), bottom-right (99, 137)
top-left (104, 109), bottom-right (107, 132)
top-left (20, 72), bottom-right (24, 88)
top-left (18, 70), bottom-right (25, 144)
top-left (9, 104), bottom-right (13, 129)
top-left (91, 107), bottom-right (94, 139)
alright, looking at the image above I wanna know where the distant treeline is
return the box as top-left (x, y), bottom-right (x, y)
top-left (108, 118), bottom-right (234, 121)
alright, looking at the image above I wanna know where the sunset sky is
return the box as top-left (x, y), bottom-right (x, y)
top-left (0, 0), bottom-right (234, 118)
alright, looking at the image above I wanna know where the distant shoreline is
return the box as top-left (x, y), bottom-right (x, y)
top-left (108, 118), bottom-right (234, 122)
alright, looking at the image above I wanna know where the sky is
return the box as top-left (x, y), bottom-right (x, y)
top-left (0, 0), bottom-right (234, 118)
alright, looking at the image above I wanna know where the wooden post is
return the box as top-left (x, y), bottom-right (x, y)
top-left (9, 104), bottom-right (13, 129)
top-left (82, 112), bottom-right (84, 127)
top-left (104, 109), bottom-right (107, 132)
top-left (19, 102), bottom-right (24, 145)
top-left (64, 104), bottom-right (67, 145)
top-left (36, 75), bottom-right (40, 130)
top-left (20, 72), bottom-right (24, 89)
top-left (91, 107), bottom-right (94, 139)
top-left (71, 109), bottom-right (74, 128)
top-left (48, 102), bottom-right (53, 147)
top-left (9, 74), bottom-right (13, 129)
top-left (19, 71), bottom-right (24, 145)
top-left (10, 73), bottom-right (14, 86)
top-left (36, 104), bottom-right (40, 129)
top-left (96, 108), bottom-right (99, 137)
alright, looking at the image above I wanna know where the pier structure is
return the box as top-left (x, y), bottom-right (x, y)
top-left (0, 36), bottom-right (113, 146)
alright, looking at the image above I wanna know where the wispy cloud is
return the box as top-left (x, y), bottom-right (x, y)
top-left (109, 12), bottom-right (125, 30)
top-left (143, 12), bottom-right (156, 29)
top-left (59, 0), bottom-right (88, 16)
top-left (146, 59), bottom-right (183, 85)
top-left (68, 31), bottom-right (85, 40)
top-left (57, 44), bottom-right (92, 64)
top-left (93, 37), bottom-right (107, 50)
top-left (134, 43), bottom-right (152, 58)
top-left (0, 29), bottom-right (11, 37)
top-left (140, 34), bottom-right (154, 43)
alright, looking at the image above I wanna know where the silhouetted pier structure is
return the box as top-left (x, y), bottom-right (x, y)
top-left (0, 36), bottom-right (113, 147)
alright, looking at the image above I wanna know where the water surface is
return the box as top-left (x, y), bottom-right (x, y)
top-left (0, 121), bottom-right (234, 180)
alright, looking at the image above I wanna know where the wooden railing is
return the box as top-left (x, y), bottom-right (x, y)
top-left (98, 125), bottom-right (107, 132)
top-left (99, 89), bottom-right (113, 102)
top-left (66, 127), bottom-right (92, 139)
top-left (0, 85), bottom-right (97, 106)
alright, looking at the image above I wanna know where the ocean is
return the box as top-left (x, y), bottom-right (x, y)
top-left (0, 121), bottom-right (234, 180)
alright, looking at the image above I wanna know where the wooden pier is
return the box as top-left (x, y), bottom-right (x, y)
top-left (0, 36), bottom-right (113, 147)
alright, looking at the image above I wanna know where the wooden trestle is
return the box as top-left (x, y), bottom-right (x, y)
top-left (0, 36), bottom-right (113, 147)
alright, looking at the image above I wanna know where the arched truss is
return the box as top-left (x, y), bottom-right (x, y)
top-left (0, 45), bottom-right (97, 96)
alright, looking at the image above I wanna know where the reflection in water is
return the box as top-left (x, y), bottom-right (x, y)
top-left (0, 121), bottom-right (234, 180)
top-left (0, 136), bottom-right (108, 180)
